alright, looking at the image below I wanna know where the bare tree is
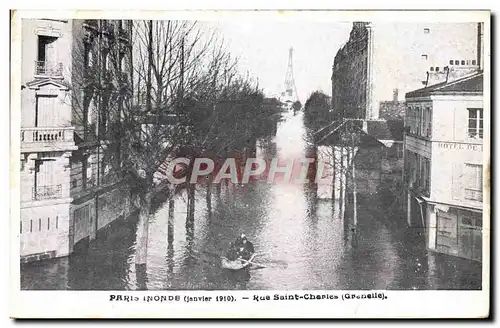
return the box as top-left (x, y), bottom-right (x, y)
top-left (70, 20), bottom-right (279, 272)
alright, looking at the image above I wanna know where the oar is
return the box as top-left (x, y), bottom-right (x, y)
top-left (252, 252), bottom-right (288, 267)
top-left (238, 257), bottom-right (267, 269)
top-left (201, 250), bottom-right (286, 268)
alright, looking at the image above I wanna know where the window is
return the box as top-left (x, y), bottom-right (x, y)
top-left (449, 60), bottom-right (454, 65)
top-left (396, 143), bottom-right (403, 159)
top-left (424, 28), bottom-right (430, 34)
top-left (468, 108), bottom-right (483, 139)
top-left (37, 35), bottom-right (57, 63)
top-left (455, 60), bottom-right (460, 65)
top-left (421, 54), bottom-right (428, 60)
top-left (30, 220), bottom-right (32, 233)
top-left (56, 216), bottom-right (58, 229)
top-left (423, 107), bottom-right (432, 138)
top-left (416, 107), bottom-right (421, 135)
top-left (39, 218), bottom-right (42, 231)
top-left (47, 217), bottom-right (50, 230)
top-left (461, 213), bottom-right (482, 227)
top-left (20, 221), bottom-right (22, 234)
top-left (461, 60), bottom-right (466, 65)
top-left (462, 217), bottom-right (473, 226)
top-left (472, 60), bottom-right (477, 65)
top-left (464, 164), bottom-right (483, 201)
top-left (430, 67), bottom-right (434, 71)
top-left (420, 157), bottom-right (431, 195)
top-left (435, 67), bottom-right (440, 72)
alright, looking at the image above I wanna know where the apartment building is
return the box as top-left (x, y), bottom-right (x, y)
top-left (20, 19), bottom-right (133, 262)
top-left (404, 72), bottom-right (484, 262)
top-left (68, 19), bottom-right (133, 249)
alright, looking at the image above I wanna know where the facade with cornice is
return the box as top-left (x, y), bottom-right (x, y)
top-left (20, 19), bottom-right (133, 262)
top-left (404, 72), bottom-right (484, 262)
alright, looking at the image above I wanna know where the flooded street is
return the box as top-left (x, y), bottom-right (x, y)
top-left (21, 112), bottom-right (482, 290)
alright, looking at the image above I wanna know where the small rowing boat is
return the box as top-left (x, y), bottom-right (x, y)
top-left (221, 253), bottom-right (256, 271)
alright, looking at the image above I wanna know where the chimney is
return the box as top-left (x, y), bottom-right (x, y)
top-left (392, 88), bottom-right (399, 102)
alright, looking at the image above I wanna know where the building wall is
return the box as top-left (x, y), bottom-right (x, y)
top-left (20, 19), bottom-right (134, 263)
top-left (71, 184), bottom-right (131, 247)
top-left (405, 92), bottom-right (483, 261)
top-left (430, 95), bottom-right (483, 208)
top-left (20, 202), bottom-right (71, 260)
top-left (20, 19), bottom-right (76, 262)
top-left (21, 19), bottom-right (74, 85)
top-left (428, 205), bottom-right (482, 261)
top-left (331, 22), bottom-right (369, 119)
top-left (69, 19), bottom-right (134, 245)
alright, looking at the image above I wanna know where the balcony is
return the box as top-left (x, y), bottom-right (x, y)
top-left (32, 184), bottom-right (62, 201)
top-left (34, 61), bottom-right (63, 78)
top-left (21, 127), bottom-right (76, 152)
top-left (465, 188), bottom-right (483, 202)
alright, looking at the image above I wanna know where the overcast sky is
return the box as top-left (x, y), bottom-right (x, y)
top-left (202, 20), bottom-right (352, 103)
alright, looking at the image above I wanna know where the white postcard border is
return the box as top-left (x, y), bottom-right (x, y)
top-left (9, 9), bottom-right (491, 319)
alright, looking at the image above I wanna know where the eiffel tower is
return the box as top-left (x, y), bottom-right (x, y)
top-left (281, 47), bottom-right (299, 107)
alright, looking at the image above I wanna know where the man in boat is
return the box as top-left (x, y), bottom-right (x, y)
top-left (225, 245), bottom-right (239, 261)
top-left (235, 234), bottom-right (254, 260)
top-left (225, 235), bottom-right (244, 261)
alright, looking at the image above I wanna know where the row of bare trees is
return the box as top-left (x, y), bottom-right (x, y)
top-left (71, 20), bottom-right (281, 269)
top-left (303, 91), bottom-right (360, 232)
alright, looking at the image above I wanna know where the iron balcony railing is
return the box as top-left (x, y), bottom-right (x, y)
top-left (32, 184), bottom-right (62, 201)
top-left (34, 61), bottom-right (63, 77)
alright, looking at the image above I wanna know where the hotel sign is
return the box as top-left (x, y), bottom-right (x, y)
top-left (437, 142), bottom-right (483, 152)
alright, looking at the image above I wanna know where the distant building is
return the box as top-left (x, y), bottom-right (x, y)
top-left (20, 19), bottom-right (133, 263)
top-left (379, 89), bottom-right (406, 120)
top-left (316, 119), bottom-right (404, 200)
top-left (404, 72), bottom-right (484, 262)
top-left (331, 22), bottom-right (482, 120)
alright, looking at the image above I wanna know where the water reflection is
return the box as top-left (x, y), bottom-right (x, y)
top-left (21, 112), bottom-right (481, 290)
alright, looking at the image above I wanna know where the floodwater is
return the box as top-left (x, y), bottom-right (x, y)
top-left (21, 112), bottom-right (482, 290)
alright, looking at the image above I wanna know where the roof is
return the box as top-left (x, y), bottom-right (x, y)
top-left (316, 119), bottom-right (401, 147)
top-left (406, 72), bottom-right (483, 98)
top-left (366, 120), bottom-right (404, 141)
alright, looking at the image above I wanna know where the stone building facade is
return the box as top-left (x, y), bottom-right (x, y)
top-left (404, 72), bottom-right (484, 262)
top-left (20, 19), bottom-right (134, 263)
